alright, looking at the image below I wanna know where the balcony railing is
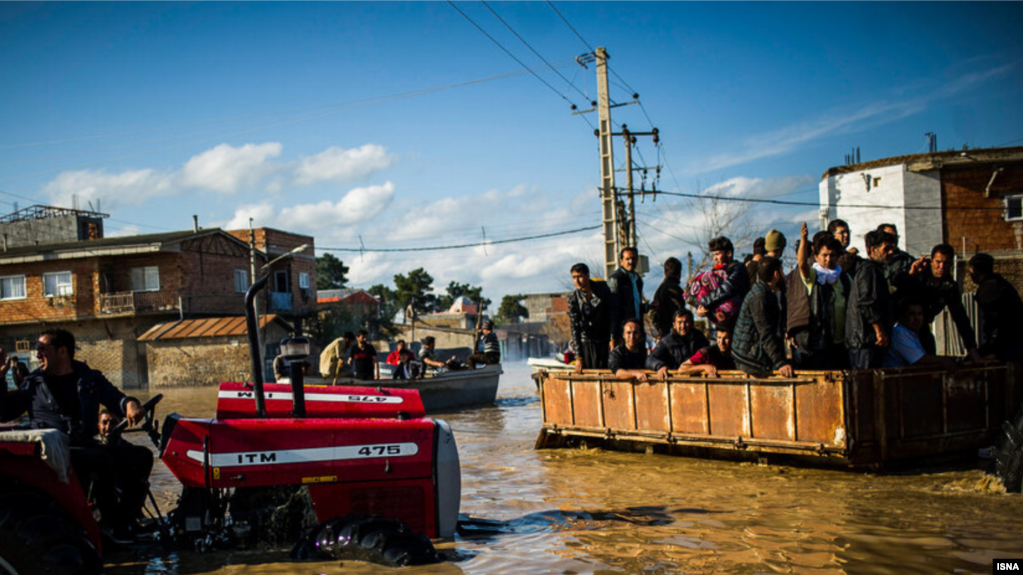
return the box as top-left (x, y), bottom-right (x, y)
top-left (99, 291), bottom-right (178, 315)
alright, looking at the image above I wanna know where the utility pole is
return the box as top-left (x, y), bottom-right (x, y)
top-left (248, 218), bottom-right (264, 375)
top-left (595, 47), bottom-right (618, 279)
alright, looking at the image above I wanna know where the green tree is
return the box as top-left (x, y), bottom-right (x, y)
top-left (315, 253), bottom-right (349, 290)
top-left (495, 294), bottom-right (528, 325)
top-left (393, 268), bottom-right (438, 314)
top-left (436, 281), bottom-right (491, 312)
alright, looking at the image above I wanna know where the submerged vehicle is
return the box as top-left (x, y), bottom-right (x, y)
top-left (534, 363), bottom-right (1023, 490)
top-left (0, 270), bottom-right (461, 574)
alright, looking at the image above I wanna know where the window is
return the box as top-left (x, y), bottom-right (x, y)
top-left (1006, 195), bottom-right (1023, 222)
top-left (130, 266), bottom-right (160, 292)
top-left (273, 270), bottom-right (289, 293)
top-left (0, 275), bottom-right (26, 300)
top-left (299, 272), bottom-right (310, 289)
top-left (43, 271), bottom-right (73, 297)
top-left (234, 269), bottom-right (249, 293)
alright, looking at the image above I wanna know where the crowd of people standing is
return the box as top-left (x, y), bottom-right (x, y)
top-left (567, 220), bottom-right (1023, 381)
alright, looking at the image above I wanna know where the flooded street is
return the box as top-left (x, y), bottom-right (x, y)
top-left (108, 361), bottom-right (1023, 574)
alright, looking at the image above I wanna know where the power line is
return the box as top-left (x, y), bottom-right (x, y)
top-left (447, 1), bottom-right (576, 107)
top-left (320, 224), bottom-right (600, 253)
top-left (545, 1), bottom-right (595, 53)
top-left (481, 1), bottom-right (589, 101)
top-left (653, 188), bottom-right (1006, 211)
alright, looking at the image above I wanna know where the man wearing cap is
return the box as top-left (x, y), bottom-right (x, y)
top-left (748, 229), bottom-right (787, 281)
top-left (468, 320), bottom-right (501, 368)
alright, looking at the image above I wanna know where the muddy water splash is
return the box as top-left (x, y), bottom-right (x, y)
top-left (108, 363), bottom-right (1023, 574)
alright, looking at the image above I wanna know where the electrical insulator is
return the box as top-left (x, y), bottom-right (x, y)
top-left (652, 127), bottom-right (659, 144)
top-left (591, 100), bottom-right (597, 107)
top-left (593, 129), bottom-right (600, 137)
top-left (571, 104), bottom-right (577, 111)
top-left (632, 93), bottom-right (639, 100)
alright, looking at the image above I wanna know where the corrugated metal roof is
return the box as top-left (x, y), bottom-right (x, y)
top-left (138, 314), bottom-right (280, 341)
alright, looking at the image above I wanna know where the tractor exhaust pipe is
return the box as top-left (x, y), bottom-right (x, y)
top-left (245, 274), bottom-right (270, 418)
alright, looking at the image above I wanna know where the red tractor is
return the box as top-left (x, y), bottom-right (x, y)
top-left (0, 271), bottom-right (461, 572)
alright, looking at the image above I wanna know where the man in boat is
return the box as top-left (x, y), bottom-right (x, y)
top-left (386, 339), bottom-right (408, 366)
top-left (648, 257), bottom-right (686, 339)
top-left (787, 222), bottom-right (850, 369)
top-left (877, 223), bottom-right (915, 287)
top-left (647, 309), bottom-right (709, 381)
top-left (391, 349), bottom-right (422, 380)
top-left (610, 318), bottom-right (648, 383)
top-left (695, 236), bottom-right (750, 323)
top-left (419, 336), bottom-right (459, 372)
top-left (677, 324), bottom-right (736, 378)
top-left (829, 219), bottom-right (861, 276)
top-left (884, 299), bottom-right (958, 369)
top-left (607, 247), bottom-right (645, 347)
top-left (732, 257), bottom-right (795, 378)
top-left (846, 229), bottom-right (896, 369)
top-left (892, 244), bottom-right (981, 362)
top-left (968, 253), bottom-right (1023, 361)
top-left (567, 263), bottom-right (618, 372)
top-left (0, 329), bottom-right (151, 544)
top-left (346, 329), bottom-right (378, 380)
top-left (319, 331), bottom-right (355, 383)
top-left (467, 321), bottom-right (500, 368)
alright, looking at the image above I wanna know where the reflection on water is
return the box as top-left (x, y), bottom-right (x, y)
top-left (108, 362), bottom-right (1023, 574)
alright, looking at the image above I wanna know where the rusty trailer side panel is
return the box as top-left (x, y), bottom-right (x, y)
top-left (536, 363), bottom-right (1021, 467)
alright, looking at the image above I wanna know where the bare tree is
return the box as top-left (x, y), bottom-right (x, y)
top-left (676, 194), bottom-right (754, 280)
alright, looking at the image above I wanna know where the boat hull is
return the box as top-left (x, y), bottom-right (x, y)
top-left (327, 364), bottom-right (502, 413)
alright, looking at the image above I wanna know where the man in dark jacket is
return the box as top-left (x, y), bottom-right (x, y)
top-left (969, 253), bottom-right (1023, 360)
top-left (893, 244), bottom-right (981, 362)
top-left (846, 230), bottom-right (896, 369)
top-left (696, 236), bottom-right (750, 320)
top-left (610, 318), bottom-right (648, 382)
top-left (649, 257), bottom-right (686, 338)
top-left (646, 309), bottom-right (710, 380)
top-left (567, 263), bottom-right (618, 371)
top-left (877, 223), bottom-right (915, 286)
top-left (607, 247), bottom-right (644, 345)
top-left (0, 329), bottom-right (150, 543)
top-left (732, 257), bottom-right (795, 377)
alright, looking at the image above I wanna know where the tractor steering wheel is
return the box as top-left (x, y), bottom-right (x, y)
top-left (107, 393), bottom-right (163, 440)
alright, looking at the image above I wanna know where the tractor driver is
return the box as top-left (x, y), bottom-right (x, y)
top-left (0, 328), bottom-right (152, 544)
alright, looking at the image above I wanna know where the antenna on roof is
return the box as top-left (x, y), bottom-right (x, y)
top-left (926, 132), bottom-right (937, 153)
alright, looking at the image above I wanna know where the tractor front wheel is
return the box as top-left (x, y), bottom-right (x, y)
top-left (291, 514), bottom-right (439, 567)
top-left (993, 410), bottom-right (1023, 493)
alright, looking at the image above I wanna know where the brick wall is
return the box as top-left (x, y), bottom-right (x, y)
top-left (0, 259), bottom-right (97, 324)
top-left (224, 227), bottom-right (317, 316)
top-left (145, 322), bottom-right (289, 387)
top-left (179, 236), bottom-right (250, 315)
top-left (942, 164), bottom-right (1023, 252)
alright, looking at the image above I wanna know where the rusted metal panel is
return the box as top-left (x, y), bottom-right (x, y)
top-left (749, 384), bottom-right (794, 441)
top-left (795, 376), bottom-right (844, 445)
top-left (536, 363), bottom-right (1022, 467)
top-left (634, 382), bottom-right (671, 433)
top-left (706, 383), bottom-right (747, 438)
top-left (670, 382), bottom-right (709, 434)
top-left (540, 375), bottom-right (573, 426)
top-left (602, 381), bottom-right (637, 431)
top-left (571, 379), bottom-right (603, 428)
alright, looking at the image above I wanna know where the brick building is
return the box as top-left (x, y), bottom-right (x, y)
top-left (0, 212), bottom-right (316, 389)
top-left (820, 146), bottom-right (1023, 291)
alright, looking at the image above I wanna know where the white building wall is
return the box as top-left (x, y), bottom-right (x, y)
top-left (819, 164), bottom-right (941, 254)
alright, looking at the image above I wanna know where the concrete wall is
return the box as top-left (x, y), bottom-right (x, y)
top-left (0, 215), bottom-right (103, 249)
top-left (820, 164), bottom-right (941, 253)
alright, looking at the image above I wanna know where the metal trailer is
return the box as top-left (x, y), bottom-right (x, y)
top-left (535, 363), bottom-right (1021, 467)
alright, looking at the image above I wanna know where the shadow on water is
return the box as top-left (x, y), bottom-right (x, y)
top-left (493, 395), bottom-right (538, 408)
top-left (456, 506), bottom-right (686, 540)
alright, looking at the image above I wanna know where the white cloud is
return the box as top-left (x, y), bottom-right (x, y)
top-left (41, 168), bottom-right (176, 209)
top-left (293, 144), bottom-right (395, 185)
top-left (218, 202), bottom-right (278, 231)
top-left (277, 182), bottom-right (396, 228)
top-left (181, 142), bottom-right (283, 193)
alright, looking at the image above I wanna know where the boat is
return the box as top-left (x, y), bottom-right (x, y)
top-left (527, 357), bottom-right (573, 374)
top-left (534, 363), bottom-right (1022, 469)
top-left (319, 364), bottom-right (503, 413)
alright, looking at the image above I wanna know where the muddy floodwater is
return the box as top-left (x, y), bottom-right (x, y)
top-left (107, 361), bottom-right (1023, 574)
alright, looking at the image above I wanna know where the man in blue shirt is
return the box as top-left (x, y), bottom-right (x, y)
top-left (885, 299), bottom-right (958, 369)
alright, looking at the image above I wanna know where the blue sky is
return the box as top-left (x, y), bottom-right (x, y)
top-left (1, 2), bottom-right (1021, 301)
